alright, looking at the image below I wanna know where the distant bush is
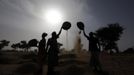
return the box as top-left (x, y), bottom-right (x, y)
top-left (0, 40), bottom-right (10, 50)
top-left (123, 48), bottom-right (134, 53)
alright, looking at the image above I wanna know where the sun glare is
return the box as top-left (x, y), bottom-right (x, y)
top-left (44, 9), bottom-right (63, 24)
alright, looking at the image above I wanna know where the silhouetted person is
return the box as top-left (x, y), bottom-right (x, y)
top-left (36, 32), bottom-right (47, 75)
top-left (46, 27), bottom-right (62, 75)
top-left (83, 30), bottom-right (102, 72)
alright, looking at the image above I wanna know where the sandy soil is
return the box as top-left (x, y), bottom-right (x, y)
top-left (0, 51), bottom-right (134, 75)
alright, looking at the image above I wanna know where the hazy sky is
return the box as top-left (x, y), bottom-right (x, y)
top-left (0, 0), bottom-right (134, 51)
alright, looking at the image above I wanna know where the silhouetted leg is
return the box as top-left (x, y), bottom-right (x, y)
top-left (95, 52), bottom-right (103, 72)
top-left (90, 53), bottom-right (97, 71)
top-left (34, 56), bottom-right (44, 75)
top-left (47, 64), bottom-right (55, 75)
top-left (89, 55), bottom-right (94, 68)
top-left (35, 62), bottom-right (43, 75)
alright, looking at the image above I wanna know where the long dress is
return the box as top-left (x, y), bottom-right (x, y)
top-left (87, 36), bottom-right (101, 70)
top-left (47, 36), bottom-right (59, 66)
top-left (36, 38), bottom-right (46, 75)
top-left (38, 38), bottom-right (47, 63)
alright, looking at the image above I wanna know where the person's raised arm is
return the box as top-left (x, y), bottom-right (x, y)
top-left (57, 26), bottom-right (62, 37)
top-left (83, 29), bottom-right (89, 39)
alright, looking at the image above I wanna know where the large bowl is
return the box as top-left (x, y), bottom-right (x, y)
top-left (62, 21), bottom-right (71, 30)
top-left (77, 22), bottom-right (84, 30)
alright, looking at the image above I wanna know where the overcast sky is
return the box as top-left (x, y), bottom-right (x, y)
top-left (0, 0), bottom-right (134, 51)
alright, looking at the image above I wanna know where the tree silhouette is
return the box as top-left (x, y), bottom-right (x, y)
top-left (19, 40), bottom-right (29, 51)
top-left (11, 43), bottom-right (20, 50)
top-left (123, 48), bottom-right (134, 53)
top-left (11, 44), bottom-right (17, 50)
top-left (11, 39), bottom-right (38, 51)
top-left (0, 40), bottom-right (10, 50)
top-left (96, 23), bottom-right (124, 53)
top-left (28, 39), bottom-right (38, 47)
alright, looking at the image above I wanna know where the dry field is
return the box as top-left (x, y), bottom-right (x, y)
top-left (0, 51), bottom-right (134, 75)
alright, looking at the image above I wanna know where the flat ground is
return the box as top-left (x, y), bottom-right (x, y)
top-left (0, 51), bottom-right (134, 75)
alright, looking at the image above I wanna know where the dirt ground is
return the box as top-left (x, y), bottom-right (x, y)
top-left (0, 51), bottom-right (134, 75)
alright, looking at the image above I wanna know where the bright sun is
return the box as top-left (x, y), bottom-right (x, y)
top-left (44, 9), bottom-right (63, 24)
